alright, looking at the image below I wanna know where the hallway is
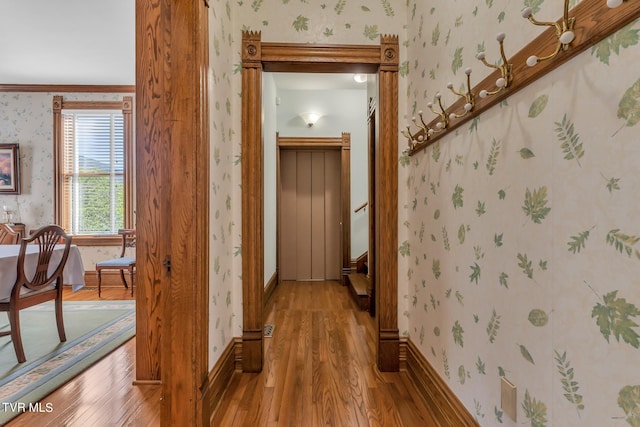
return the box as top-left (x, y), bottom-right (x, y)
top-left (6, 283), bottom-right (443, 426)
top-left (213, 281), bottom-right (439, 426)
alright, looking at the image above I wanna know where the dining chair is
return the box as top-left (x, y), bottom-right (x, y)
top-left (96, 229), bottom-right (136, 297)
top-left (0, 224), bottom-right (72, 363)
top-left (0, 223), bottom-right (20, 244)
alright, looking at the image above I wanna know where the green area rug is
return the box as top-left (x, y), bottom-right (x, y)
top-left (0, 300), bottom-right (135, 424)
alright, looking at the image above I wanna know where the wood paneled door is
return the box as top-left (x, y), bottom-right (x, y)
top-left (280, 150), bottom-right (341, 281)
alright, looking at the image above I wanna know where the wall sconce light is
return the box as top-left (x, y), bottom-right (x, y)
top-left (300, 112), bottom-right (321, 127)
top-left (607, 0), bottom-right (625, 7)
top-left (354, 74), bottom-right (368, 83)
top-left (476, 33), bottom-right (513, 98)
top-left (447, 68), bottom-right (475, 120)
top-left (522, 0), bottom-right (576, 67)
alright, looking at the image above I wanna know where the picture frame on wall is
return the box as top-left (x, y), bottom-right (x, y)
top-left (0, 144), bottom-right (20, 195)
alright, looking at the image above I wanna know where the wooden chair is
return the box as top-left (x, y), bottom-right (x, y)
top-left (96, 229), bottom-right (136, 297)
top-left (0, 223), bottom-right (20, 244)
top-left (0, 225), bottom-right (72, 363)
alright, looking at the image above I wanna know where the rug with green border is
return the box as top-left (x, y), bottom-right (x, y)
top-left (0, 300), bottom-right (135, 424)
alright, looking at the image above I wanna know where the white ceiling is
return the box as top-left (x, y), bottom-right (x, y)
top-left (0, 0), bottom-right (135, 85)
top-left (0, 2), bottom-right (369, 91)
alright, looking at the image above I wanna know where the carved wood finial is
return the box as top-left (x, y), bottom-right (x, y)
top-left (242, 31), bottom-right (262, 64)
top-left (380, 34), bottom-right (399, 71)
top-left (123, 96), bottom-right (133, 113)
top-left (52, 95), bottom-right (63, 112)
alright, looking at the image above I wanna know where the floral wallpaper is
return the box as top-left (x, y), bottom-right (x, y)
top-left (207, 0), bottom-right (408, 367)
top-left (405, 0), bottom-right (640, 425)
top-left (0, 92), bottom-right (130, 267)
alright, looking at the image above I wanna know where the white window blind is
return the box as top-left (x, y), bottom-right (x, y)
top-left (62, 112), bottom-right (125, 234)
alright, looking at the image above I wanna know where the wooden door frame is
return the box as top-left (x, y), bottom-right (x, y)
top-left (136, 0), bottom-right (210, 425)
top-left (367, 98), bottom-right (376, 317)
top-left (242, 32), bottom-right (399, 372)
top-left (276, 133), bottom-right (351, 283)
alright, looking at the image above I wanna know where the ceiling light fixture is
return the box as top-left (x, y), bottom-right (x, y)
top-left (354, 74), bottom-right (367, 83)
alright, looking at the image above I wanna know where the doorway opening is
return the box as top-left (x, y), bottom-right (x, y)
top-left (241, 32), bottom-right (399, 372)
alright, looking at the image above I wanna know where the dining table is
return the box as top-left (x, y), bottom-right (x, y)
top-left (0, 244), bottom-right (85, 301)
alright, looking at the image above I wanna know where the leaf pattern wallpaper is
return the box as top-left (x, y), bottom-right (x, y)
top-left (406, 1), bottom-right (640, 425)
top-left (1, 1), bottom-right (638, 425)
top-left (208, 0), bottom-right (240, 365)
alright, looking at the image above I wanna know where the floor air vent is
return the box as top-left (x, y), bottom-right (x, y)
top-left (264, 324), bottom-right (275, 338)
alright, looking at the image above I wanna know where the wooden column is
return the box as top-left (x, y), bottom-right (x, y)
top-left (376, 35), bottom-right (399, 372)
top-left (241, 31), bottom-right (264, 373)
top-left (136, 0), bottom-right (210, 425)
top-left (122, 96), bottom-right (134, 224)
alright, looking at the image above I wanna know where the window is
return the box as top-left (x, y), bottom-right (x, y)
top-left (53, 96), bottom-right (134, 245)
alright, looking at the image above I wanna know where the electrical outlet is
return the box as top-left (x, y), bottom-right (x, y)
top-left (501, 376), bottom-right (517, 422)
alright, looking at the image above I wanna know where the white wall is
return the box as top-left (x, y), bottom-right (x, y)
top-left (263, 74), bottom-right (277, 286)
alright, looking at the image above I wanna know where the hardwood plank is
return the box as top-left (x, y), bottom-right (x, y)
top-left (5, 288), bottom-right (160, 427)
top-left (5, 338), bottom-right (161, 427)
top-left (9, 282), bottom-right (462, 426)
top-left (212, 280), bottom-right (441, 427)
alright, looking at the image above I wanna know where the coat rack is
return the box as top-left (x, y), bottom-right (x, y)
top-left (404, 0), bottom-right (640, 156)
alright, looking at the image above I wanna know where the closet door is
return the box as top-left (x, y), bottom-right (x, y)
top-left (279, 150), bottom-right (341, 281)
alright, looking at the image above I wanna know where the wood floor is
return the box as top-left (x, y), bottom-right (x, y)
top-left (5, 286), bottom-right (161, 427)
top-left (213, 281), bottom-right (439, 427)
top-left (7, 282), bottom-right (440, 427)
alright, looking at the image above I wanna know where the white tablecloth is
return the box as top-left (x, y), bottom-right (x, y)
top-left (0, 244), bottom-right (85, 301)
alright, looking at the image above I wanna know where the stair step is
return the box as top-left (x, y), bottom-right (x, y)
top-left (348, 273), bottom-right (369, 296)
top-left (347, 273), bottom-right (370, 311)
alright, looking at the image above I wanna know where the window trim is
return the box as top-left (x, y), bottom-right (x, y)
top-left (52, 96), bottom-right (134, 245)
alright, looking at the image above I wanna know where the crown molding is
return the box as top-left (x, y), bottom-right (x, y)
top-left (0, 84), bottom-right (135, 93)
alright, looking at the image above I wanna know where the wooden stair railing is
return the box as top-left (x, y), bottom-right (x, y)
top-left (354, 201), bottom-right (368, 213)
